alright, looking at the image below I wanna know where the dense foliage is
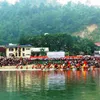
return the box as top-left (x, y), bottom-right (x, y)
top-left (0, 0), bottom-right (100, 43)
top-left (19, 33), bottom-right (96, 55)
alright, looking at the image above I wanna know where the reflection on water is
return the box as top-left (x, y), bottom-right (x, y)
top-left (0, 69), bottom-right (100, 100)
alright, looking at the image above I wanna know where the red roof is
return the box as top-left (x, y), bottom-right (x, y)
top-left (95, 42), bottom-right (100, 47)
top-left (0, 47), bottom-right (6, 52)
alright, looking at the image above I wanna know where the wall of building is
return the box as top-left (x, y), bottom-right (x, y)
top-left (6, 47), bottom-right (31, 58)
top-left (31, 47), bottom-right (49, 56)
top-left (6, 47), bottom-right (49, 58)
top-left (31, 47), bottom-right (49, 52)
top-left (24, 47), bottom-right (31, 58)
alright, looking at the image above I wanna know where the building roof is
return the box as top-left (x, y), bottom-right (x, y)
top-left (5, 44), bottom-right (32, 48)
top-left (95, 42), bottom-right (100, 47)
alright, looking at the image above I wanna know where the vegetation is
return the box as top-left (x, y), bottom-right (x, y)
top-left (19, 33), bottom-right (96, 55)
top-left (0, 0), bottom-right (100, 43)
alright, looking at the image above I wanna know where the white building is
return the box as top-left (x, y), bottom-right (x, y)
top-left (47, 51), bottom-right (65, 58)
top-left (31, 47), bottom-right (49, 56)
top-left (94, 51), bottom-right (100, 57)
top-left (5, 43), bottom-right (49, 58)
top-left (6, 44), bottom-right (32, 58)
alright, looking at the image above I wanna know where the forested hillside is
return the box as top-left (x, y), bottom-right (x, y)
top-left (19, 33), bottom-right (96, 55)
top-left (0, 0), bottom-right (100, 44)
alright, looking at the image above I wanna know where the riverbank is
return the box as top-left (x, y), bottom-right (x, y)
top-left (0, 65), bottom-right (55, 71)
top-left (0, 64), bottom-right (33, 69)
top-left (0, 64), bottom-right (97, 72)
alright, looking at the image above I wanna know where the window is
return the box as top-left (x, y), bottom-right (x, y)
top-left (16, 53), bottom-right (17, 56)
top-left (9, 48), bottom-right (13, 51)
top-left (19, 52), bottom-right (21, 56)
top-left (15, 47), bottom-right (17, 51)
top-left (23, 53), bottom-right (25, 56)
top-left (36, 52), bottom-right (40, 56)
top-left (31, 52), bottom-right (35, 56)
top-left (26, 48), bottom-right (30, 50)
top-left (26, 54), bottom-right (30, 56)
top-left (23, 48), bottom-right (25, 51)
top-left (9, 53), bottom-right (14, 57)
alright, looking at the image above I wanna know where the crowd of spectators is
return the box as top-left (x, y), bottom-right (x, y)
top-left (0, 56), bottom-right (99, 70)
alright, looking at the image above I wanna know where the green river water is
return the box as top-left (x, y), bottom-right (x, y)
top-left (0, 69), bottom-right (100, 100)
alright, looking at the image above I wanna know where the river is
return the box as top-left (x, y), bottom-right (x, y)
top-left (0, 69), bottom-right (100, 100)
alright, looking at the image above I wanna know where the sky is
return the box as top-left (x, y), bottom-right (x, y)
top-left (57, 0), bottom-right (100, 6)
top-left (0, 0), bottom-right (100, 6)
top-left (0, 0), bottom-right (19, 4)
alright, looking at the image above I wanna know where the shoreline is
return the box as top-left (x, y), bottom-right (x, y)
top-left (0, 69), bottom-right (42, 71)
top-left (0, 65), bottom-right (98, 71)
top-left (0, 64), bottom-right (56, 71)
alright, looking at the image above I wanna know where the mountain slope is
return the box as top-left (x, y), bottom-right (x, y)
top-left (0, 1), bottom-right (100, 44)
top-left (73, 24), bottom-right (100, 42)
